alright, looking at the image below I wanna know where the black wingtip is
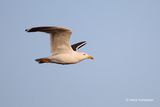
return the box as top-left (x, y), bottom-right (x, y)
top-left (71, 41), bottom-right (87, 51)
top-left (25, 27), bottom-right (50, 32)
top-left (25, 27), bottom-right (40, 32)
top-left (84, 41), bottom-right (87, 44)
top-left (25, 28), bottom-right (31, 32)
top-left (80, 41), bottom-right (87, 45)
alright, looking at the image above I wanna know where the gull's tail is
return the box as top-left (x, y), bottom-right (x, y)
top-left (35, 58), bottom-right (51, 64)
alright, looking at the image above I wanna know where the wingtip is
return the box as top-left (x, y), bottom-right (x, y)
top-left (25, 28), bottom-right (31, 32)
top-left (25, 27), bottom-right (36, 32)
top-left (82, 41), bottom-right (87, 44)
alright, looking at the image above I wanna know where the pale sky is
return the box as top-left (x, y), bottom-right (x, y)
top-left (0, 0), bottom-right (160, 107)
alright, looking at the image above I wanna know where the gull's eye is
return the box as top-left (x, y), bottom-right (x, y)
top-left (83, 53), bottom-right (86, 55)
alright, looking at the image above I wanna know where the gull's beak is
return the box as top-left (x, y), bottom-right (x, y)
top-left (88, 55), bottom-right (94, 60)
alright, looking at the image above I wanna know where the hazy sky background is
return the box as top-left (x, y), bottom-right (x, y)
top-left (0, 0), bottom-right (160, 107)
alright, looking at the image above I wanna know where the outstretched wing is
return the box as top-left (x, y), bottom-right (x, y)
top-left (26, 26), bottom-right (73, 54)
top-left (71, 41), bottom-right (87, 51)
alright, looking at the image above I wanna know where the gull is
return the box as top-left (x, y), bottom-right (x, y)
top-left (25, 26), bottom-right (94, 64)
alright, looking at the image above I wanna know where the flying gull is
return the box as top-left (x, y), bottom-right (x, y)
top-left (25, 26), bottom-right (94, 64)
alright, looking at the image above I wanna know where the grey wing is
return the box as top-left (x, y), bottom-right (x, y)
top-left (71, 41), bottom-right (87, 51)
top-left (26, 26), bottom-right (73, 54)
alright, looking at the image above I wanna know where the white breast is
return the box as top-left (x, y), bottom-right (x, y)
top-left (49, 52), bottom-right (82, 64)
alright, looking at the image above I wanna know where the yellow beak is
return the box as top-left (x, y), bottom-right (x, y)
top-left (88, 55), bottom-right (94, 60)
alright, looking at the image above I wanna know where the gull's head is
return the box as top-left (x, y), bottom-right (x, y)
top-left (78, 52), bottom-right (94, 60)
